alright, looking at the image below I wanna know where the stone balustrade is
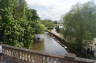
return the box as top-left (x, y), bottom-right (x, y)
top-left (1, 44), bottom-right (95, 63)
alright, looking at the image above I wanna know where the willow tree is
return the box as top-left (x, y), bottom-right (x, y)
top-left (62, 2), bottom-right (96, 57)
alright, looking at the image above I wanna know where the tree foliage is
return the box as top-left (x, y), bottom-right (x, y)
top-left (62, 2), bottom-right (96, 57)
top-left (0, 0), bottom-right (45, 48)
top-left (26, 9), bottom-right (40, 21)
top-left (40, 20), bottom-right (55, 29)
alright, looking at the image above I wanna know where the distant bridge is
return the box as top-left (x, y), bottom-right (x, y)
top-left (0, 44), bottom-right (95, 63)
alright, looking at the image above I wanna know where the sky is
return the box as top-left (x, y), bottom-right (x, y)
top-left (25, 0), bottom-right (95, 21)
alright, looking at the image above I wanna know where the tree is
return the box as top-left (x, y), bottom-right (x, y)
top-left (13, 0), bottom-right (28, 20)
top-left (35, 21), bottom-right (46, 34)
top-left (40, 20), bottom-right (55, 30)
top-left (62, 2), bottom-right (96, 57)
top-left (0, 0), bottom-right (46, 49)
top-left (29, 21), bottom-right (46, 34)
top-left (0, 0), bottom-right (35, 48)
top-left (26, 9), bottom-right (40, 21)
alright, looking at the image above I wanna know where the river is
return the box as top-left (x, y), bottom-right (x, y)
top-left (1, 33), bottom-right (67, 63)
top-left (32, 33), bottom-right (68, 56)
top-left (2, 33), bottom-right (95, 63)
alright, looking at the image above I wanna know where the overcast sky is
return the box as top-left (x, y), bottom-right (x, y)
top-left (25, 0), bottom-right (95, 21)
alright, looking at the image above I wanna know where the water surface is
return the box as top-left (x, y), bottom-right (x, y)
top-left (32, 33), bottom-right (68, 56)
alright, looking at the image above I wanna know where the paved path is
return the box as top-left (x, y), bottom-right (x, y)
top-left (50, 29), bottom-right (63, 38)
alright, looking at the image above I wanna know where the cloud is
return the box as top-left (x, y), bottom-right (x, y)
top-left (25, 0), bottom-right (91, 21)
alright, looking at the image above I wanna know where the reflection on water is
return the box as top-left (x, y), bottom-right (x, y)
top-left (32, 41), bottom-right (44, 51)
top-left (32, 33), bottom-right (68, 56)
